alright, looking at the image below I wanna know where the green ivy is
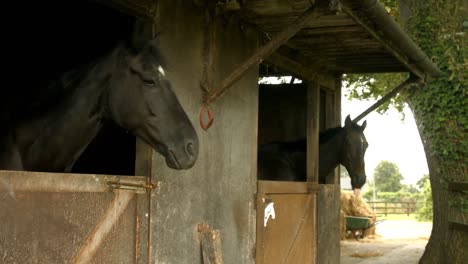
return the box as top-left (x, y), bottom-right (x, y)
top-left (405, 0), bottom-right (467, 183)
top-left (342, 73), bottom-right (408, 115)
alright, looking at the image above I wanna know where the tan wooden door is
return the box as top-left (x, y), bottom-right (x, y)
top-left (256, 181), bottom-right (319, 264)
top-left (0, 170), bottom-right (152, 264)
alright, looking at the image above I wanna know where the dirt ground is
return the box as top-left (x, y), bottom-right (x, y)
top-left (341, 220), bottom-right (433, 264)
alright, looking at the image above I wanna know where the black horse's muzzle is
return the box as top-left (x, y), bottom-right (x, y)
top-left (351, 175), bottom-right (367, 196)
top-left (165, 139), bottom-right (199, 170)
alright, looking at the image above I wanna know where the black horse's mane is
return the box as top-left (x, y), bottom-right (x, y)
top-left (319, 126), bottom-right (343, 143)
top-left (259, 126), bottom-right (345, 153)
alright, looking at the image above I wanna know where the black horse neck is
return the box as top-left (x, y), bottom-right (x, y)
top-left (13, 46), bottom-right (121, 171)
top-left (283, 127), bottom-right (345, 182)
top-left (318, 127), bottom-right (345, 182)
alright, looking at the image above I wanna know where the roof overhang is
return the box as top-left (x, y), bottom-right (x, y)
top-left (239, 0), bottom-right (441, 80)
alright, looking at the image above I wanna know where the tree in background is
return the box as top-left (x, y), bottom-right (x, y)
top-left (415, 174), bottom-right (433, 221)
top-left (400, 183), bottom-right (418, 194)
top-left (374, 160), bottom-right (403, 192)
top-left (343, 1), bottom-right (467, 262)
top-left (339, 165), bottom-right (349, 179)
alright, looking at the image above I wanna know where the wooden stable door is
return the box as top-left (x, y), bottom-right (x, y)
top-left (0, 170), bottom-right (151, 264)
top-left (256, 181), bottom-right (319, 264)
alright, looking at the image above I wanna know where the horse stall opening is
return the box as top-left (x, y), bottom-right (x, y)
top-left (0, 1), bottom-right (152, 263)
top-left (4, 0), bottom-right (137, 176)
top-left (257, 76), bottom-right (341, 263)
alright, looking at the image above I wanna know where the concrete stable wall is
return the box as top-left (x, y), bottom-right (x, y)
top-left (149, 2), bottom-right (258, 263)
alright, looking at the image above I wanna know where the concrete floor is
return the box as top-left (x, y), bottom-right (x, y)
top-left (341, 220), bottom-right (432, 264)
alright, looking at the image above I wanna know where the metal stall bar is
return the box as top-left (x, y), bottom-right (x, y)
top-left (205, 5), bottom-right (320, 104)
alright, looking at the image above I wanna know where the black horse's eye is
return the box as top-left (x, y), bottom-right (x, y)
top-left (143, 78), bottom-right (156, 86)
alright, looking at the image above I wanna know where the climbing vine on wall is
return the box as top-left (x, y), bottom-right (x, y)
top-left (404, 0), bottom-right (467, 212)
top-left (404, 0), bottom-right (467, 177)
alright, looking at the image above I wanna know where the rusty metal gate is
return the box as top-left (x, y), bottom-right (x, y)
top-left (0, 170), bottom-right (154, 264)
top-left (256, 181), bottom-right (319, 264)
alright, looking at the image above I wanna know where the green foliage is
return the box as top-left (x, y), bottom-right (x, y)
top-left (417, 174), bottom-right (429, 189)
top-left (374, 160), bottom-right (404, 192)
top-left (364, 190), bottom-right (420, 202)
top-left (415, 174), bottom-right (433, 221)
top-left (379, 0), bottom-right (400, 18)
top-left (342, 73), bottom-right (408, 115)
top-left (363, 185), bottom-right (374, 201)
top-left (400, 183), bottom-right (419, 194)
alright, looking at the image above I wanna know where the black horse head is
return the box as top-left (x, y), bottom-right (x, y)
top-left (340, 115), bottom-right (368, 195)
top-left (106, 20), bottom-right (199, 170)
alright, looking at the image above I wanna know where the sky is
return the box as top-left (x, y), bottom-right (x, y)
top-left (341, 95), bottom-right (429, 186)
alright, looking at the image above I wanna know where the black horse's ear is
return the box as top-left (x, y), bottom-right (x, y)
top-left (131, 17), bottom-right (152, 50)
top-left (361, 120), bottom-right (367, 131)
top-left (344, 115), bottom-right (352, 127)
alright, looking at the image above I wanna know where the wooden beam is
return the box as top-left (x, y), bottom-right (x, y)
top-left (325, 89), bottom-right (337, 184)
top-left (257, 180), bottom-right (320, 194)
top-left (298, 25), bottom-right (364, 35)
top-left (251, 14), bottom-right (355, 29)
top-left (243, 0), bottom-right (312, 16)
top-left (205, 6), bottom-right (320, 104)
top-left (135, 139), bottom-right (152, 177)
top-left (448, 221), bottom-right (468, 232)
top-left (307, 82), bottom-right (320, 183)
top-left (291, 41), bottom-right (382, 50)
top-left (0, 170), bottom-right (149, 193)
top-left (264, 52), bottom-right (335, 89)
top-left (353, 76), bottom-right (419, 123)
top-left (199, 224), bottom-right (224, 264)
top-left (448, 181), bottom-right (468, 192)
top-left (334, 76), bottom-right (342, 184)
top-left (73, 191), bottom-right (136, 264)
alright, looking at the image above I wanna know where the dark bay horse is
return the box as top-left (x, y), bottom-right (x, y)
top-left (0, 21), bottom-right (199, 172)
top-left (258, 115), bottom-right (368, 195)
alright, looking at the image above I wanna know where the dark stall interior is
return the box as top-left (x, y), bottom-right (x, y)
top-left (257, 73), bottom-right (331, 182)
top-left (3, 0), bottom-right (138, 175)
top-left (258, 80), bottom-right (328, 145)
top-left (258, 82), bottom-right (308, 145)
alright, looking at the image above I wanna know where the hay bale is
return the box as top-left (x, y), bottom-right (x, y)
top-left (340, 190), bottom-right (377, 240)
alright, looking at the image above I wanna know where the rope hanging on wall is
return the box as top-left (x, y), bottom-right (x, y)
top-left (199, 9), bottom-right (217, 131)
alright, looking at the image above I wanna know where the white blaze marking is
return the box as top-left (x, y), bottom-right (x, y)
top-left (157, 65), bottom-right (165, 76)
top-left (264, 202), bottom-right (276, 227)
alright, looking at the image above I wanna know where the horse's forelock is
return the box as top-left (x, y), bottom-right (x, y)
top-left (148, 41), bottom-right (168, 69)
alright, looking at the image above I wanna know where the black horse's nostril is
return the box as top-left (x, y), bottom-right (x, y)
top-left (186, 142), bottom-right (194, 156)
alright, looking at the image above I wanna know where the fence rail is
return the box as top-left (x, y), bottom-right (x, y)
top-left (368, 201), bottom-right (417, 216)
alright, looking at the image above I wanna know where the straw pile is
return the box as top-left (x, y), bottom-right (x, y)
top-left (340, 190), bottom-right (377, 240)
